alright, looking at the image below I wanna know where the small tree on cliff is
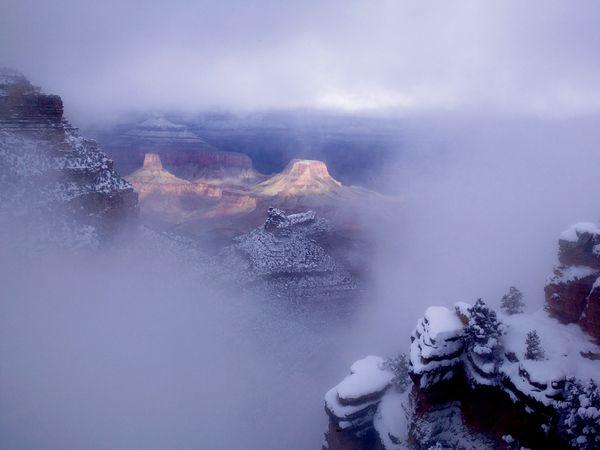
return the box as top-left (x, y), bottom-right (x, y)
top-left (524, 330), bottom-right (545, 361)
top-left (464, 299), bottom-right (504, 378)
top-left (500, 286), bottom-right (525, 315)
top-left (558, 378), bottom-right (600, 449)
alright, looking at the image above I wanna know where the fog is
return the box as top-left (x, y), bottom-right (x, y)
top-left (0, 232), bottom-right (369, 449)
top-left (2, 0), bottom-right (600, 448)
top-left (2, 113), bottom-right (600, 448)
top-left (2, 1), bottom-right (600, 121)
top-left (363, 114), bottom-right (600, 356)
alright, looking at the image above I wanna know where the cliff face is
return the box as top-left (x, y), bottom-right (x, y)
top-left (0, 69), bottom-right (137, 248)
top-left (545, 223), bottom-right (600, 340)
top-left (254, 159), bottom-right (342, 197)
top-left (126, 153), bottom-right (256, 221)
top-left (94, 116), bottom-right (263, 183)
top-left (325, 224), bottom-right (600, 450)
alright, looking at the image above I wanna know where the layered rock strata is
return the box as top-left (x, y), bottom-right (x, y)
top-left (545, 222), bottom-right (600, 340)
top-left (220, 208), bottom-right (358, 299)
top-left (325, 223), bottom-right (600, 449)
top-left (0, 69), bottom-right (137, 247)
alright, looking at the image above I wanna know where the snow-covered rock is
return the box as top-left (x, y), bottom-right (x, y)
top-left (325, 356), bottom-right (395, 446)
top-left (410, 400), bottom-right (495, 449)
top-left (328, 305), bottom-right (600, 449)
top-left (325, 223), bottom-right (600, 450)
top-left (546, 222), bottom-right (600, 339)
top-left (0, 70), bottom-right (137, 249)
top-left (220, 208), bottom-right (357, 299)
top-left (409, 305), bottom-right (465, 389)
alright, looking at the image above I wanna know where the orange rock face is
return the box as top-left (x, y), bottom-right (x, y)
top-left (254, 159), bottom-right (343, 197)
top-left (126, 153), bottom-right (258, 220)
top-left (202, 193), bottom-right (257, 218)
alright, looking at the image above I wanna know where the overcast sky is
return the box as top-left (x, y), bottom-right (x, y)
top-left (2, 0), bottom-right (600, 119)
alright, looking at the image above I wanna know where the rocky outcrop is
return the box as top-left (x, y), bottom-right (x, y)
top-left (325, 356), bottom-right (395, 448)
top-left (0, 69), bottom-right (64, 129)
top-left (325, 223), bottom-right (600, 449)
top-left (126, 153), bottom-right (256, 221)
top-left (409, 306), bottom-right (465, 389)
top-left (94, 116), bottom-right (264, 184)
top-left (0, 69), bottom-right (137, 247)
top-left (545, 222), bottom-right (600, 340)
top-left (220, 208), bottom-right (358, 299)
top-left (255, 159), bottom-right (342, 197)
top-left (326, 303), bottom-right (600, 449)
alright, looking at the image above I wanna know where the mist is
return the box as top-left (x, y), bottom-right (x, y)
top-left (3, 112), bottom-right (600, 448)
top-left (2, 0), bottom-right (600, 122)
top-left (2, 0), bottom-right (600, 448)
top-left (362, 114), bottom-right (600, 355)
top-left (0, 230), bottom-right (371, 449)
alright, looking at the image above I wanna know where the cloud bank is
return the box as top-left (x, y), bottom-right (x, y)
top-left (2, 0), bottom-right (600, 119)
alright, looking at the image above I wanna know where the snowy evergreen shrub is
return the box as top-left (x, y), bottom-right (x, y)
top-left (381, 354), bottom-right (410, 391)
top-left (524, 330), bottom-right (545, 361)
top-left (463, 299), bottom-right (504, 383)
top-left (500, 286), bottom-right (525, 315)
top-left (558, 378), bottom-right (600, 449)
top-left (464, 299), bottom-right (503, 360)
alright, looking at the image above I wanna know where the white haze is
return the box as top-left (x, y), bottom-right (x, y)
top-left (2, 0), bottom-right (600, 448)
top-left (2, 0), bottom-right (600, 122)
top-left (2, 114), bottom-right (600, 448)
top-left (0, 232), bottom-right (372, 449)
top-left (362, 115), bottom-right (600, 356)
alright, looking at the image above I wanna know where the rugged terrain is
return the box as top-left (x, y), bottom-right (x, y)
top-left (89, 111), bottom-right (402, 190)
top-left (0, 69), bottom-right (365, 301)
top-left (126, 150), bottom-right (390, 233)
top-left (126, 153), bottom-right (256, 223)
top-left (90, 116), bottom-right (264, 183)
top-left (0, 68), bottom-right (137, 248)
top-left (219, 207), bottom-right (359, 300)
top-left (324, 224), bottom-right (600, 449)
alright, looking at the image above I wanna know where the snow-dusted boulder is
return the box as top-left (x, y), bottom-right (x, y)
top-left (325, 356), bottom-right (394, 445)
top-left (558, 222), bottom-right (600, 269)
top-left (220, 208), bottom-right (357, 299)
top-left (409, 305), bottom-right (465, 389)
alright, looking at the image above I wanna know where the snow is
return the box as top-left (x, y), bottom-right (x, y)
top-left (546, 265), bottom-right (598, 286)
top-left (373, 389), bottom-right (411, 450)
top-left (287, 210), bottom-right (316, 226)
top-left (454, 301), bottom-right (472, 318)
top-left (220, 209), bottom-right (356, 298)
top-left (335, 356), bottom-right (394, 403)
top-left (423, 306), bottom-right (464, 342)
top-left (591, 276), bottom-right (600, 291)
top-left (559, 222), bottom-right (600, 243)
top-left (500, 309), bottom-right (600, 405)
top-left (409, 306), bottom-right (465, 388)
top-left (324, 386), bottom-right (381, 420)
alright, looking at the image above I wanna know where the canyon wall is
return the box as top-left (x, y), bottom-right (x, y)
top-left (0, 69), bottom-right (137, 246)
top-left (325, 224), bottom-right (600, 449)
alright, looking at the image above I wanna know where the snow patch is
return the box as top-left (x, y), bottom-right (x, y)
top-left (560, 222), bottom-right (600, 243)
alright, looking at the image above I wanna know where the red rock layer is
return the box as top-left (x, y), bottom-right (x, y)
top-left (545, 224), bottom-right (600, 340)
